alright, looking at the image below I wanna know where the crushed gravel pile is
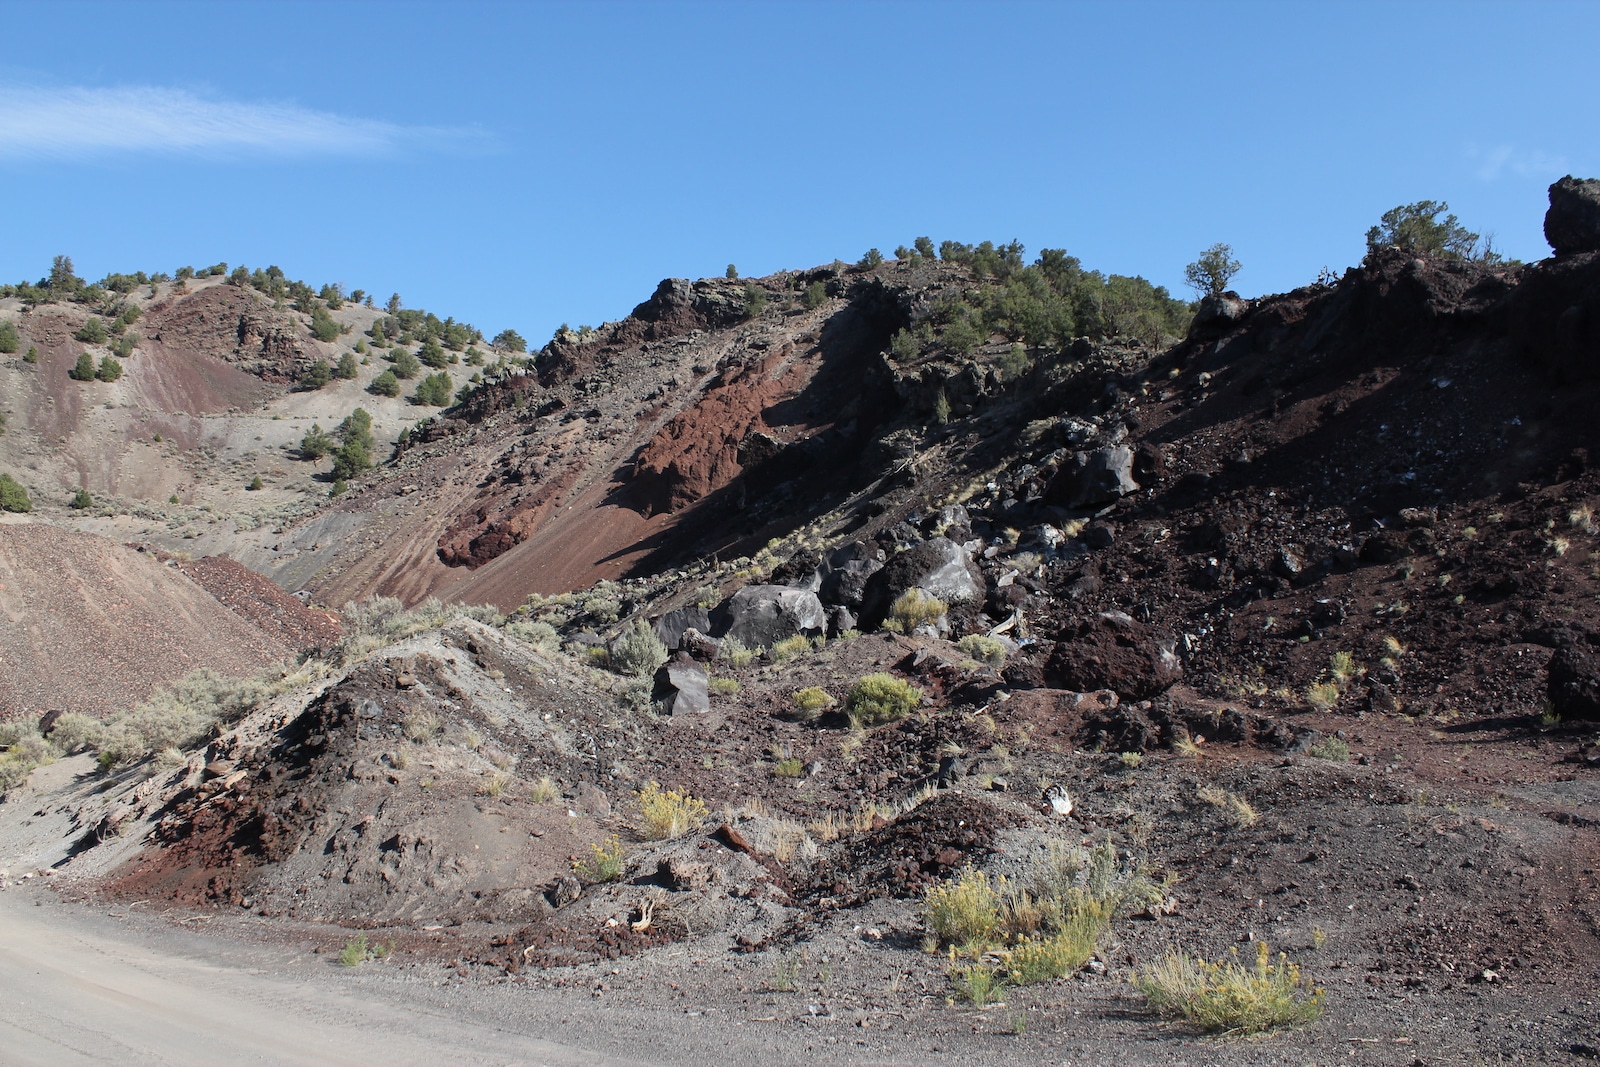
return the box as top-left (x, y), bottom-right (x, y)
top-left (0, 524), bottom-right (290, 719)
top-left (169, 554), bottom-right (342, 653)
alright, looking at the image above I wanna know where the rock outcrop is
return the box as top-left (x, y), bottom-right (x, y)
top-left (1545, 175), bottom-right (1600, 256)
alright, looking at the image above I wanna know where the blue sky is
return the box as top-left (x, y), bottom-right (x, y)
top-left (2, 0), bottom-right (1596, 344)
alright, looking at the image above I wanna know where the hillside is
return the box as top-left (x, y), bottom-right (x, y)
top-left (5, 183), bottom-right (1600, 1062)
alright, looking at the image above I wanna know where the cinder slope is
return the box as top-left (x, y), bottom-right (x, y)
top-left (0, 523), bottom-right (290, 717)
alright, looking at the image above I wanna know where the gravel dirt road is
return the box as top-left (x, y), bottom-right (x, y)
top-left (0, 891), bottom-right (656, 1067)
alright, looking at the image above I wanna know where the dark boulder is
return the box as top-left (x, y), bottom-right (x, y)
top-left (858, 537), bottom-right (986, 629)
top-left (653, 606), bottom-right (711, 651)
top-left (1048, 445), bottom-right (1139, 509)
top-left (1548, 645), bottom-right (1600, 721)
top-left (818, 541), bottom-right (885, 608)
top-left (712, 584), bottom-right (826, 647)
top-left (1545, 176), bottom-right (1600, 256)
top-left (1044, 611), bottom-right (1183, 701)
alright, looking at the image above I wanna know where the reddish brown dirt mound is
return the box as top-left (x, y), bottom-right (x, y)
top-left (169, 555), bottom-right (342, 653)
top-left (807, 792), bottom-right (1023, 904)
top-left (0, 524), bottom-right (290, 719)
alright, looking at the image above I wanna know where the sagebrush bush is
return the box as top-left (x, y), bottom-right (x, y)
top-left (0, 721), bottom-right (59, 794)
top-left (504, 619), bottom-right (560, 651)
top-left (846, 672), bottom-right (922, 727)
top-left (94, 668), bottom-right (269, 768)
top-left (46, 712), bottom-right (102, 753)
top-left (609, 619), bottom-right (668, 677)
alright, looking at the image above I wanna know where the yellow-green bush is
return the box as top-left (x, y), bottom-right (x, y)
top-left (882, 588), bottom-right (946, 633)
top-left (845, 672), bottom-right (922, 727)
top-left (636, 781), bottom-right (707, 840)
top-left (956, 633), bottom-right (1006, 668)
top-left (1133, 941), bottom-right (1324, 1034)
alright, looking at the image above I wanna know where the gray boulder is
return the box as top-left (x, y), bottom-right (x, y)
top-left (713, 584), bottom-right (827, 648)
top-left (1050, 445), bottom-right (1139, 509)
top-left (653, 654), bottom-right (710, 715)
top-left (1545, 176), bottom-right (1600, 256)
top-left (1190, 293), bottom-right (1251, 332)
top-left (653, 605), bottom-right (711, 651)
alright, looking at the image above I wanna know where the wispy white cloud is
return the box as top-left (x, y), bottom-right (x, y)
top-left (1468, 142), bottom-right (1569, 182)
top-left (0, 85), bottom-right (469, 160)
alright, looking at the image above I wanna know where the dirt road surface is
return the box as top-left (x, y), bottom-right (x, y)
top-left (0, 891), bottom-right (655, 1067)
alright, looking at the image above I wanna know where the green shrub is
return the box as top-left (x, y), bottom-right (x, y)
top-left (69, 352), bottom-right (96, 380)
top-left (491, 329), bottom-right (526, 352)
top-left (888, 328), bottom-right (920, 363)
top-left (334, 352), bottom-right (358, 380)
top-left (720, 634), bottom-right (757, 668)
top-left (310, 306), bottom-right (341, 342)
top-left (846, 672), bottom-right (921, 727)
top-left (1184, 243), bottom-right (1242, 298)
top-left (0, 320), bottom-right (17, 353)
top-left (247, 475), bottom-right (263, 491)
top-left (1366, 200), bottom-right (1481, 260)
top-left (23, 346), bottom-right (38, 363)
top-left (112, 334), bottom-right (135, 359)
top-left (70, 487), bottom-right (92, 509)
top-left (74, 317), bottom-right (107, 344)
top-left (417, 340), bottom-right (448, 368)
top-left (742, 281), bottom-right (767, 318)
top-left (942, 316), bottom-right (981, 355)
top-left (859, 248), bottom-right (884, 269)
top-left (413, 371), bottom-right (453, 407)
top-left (708, 676), bottom-right (741, 695)
top-left (773, 757), bottom-right (804, 778)
top-left (1133, 941), bottom-right (1324, 1034)
top-left (337, 408), bottom-right (374, 450)
top-left (330, 440), bottom-right (372, 481)
top-left (609, 618), bottom-right (668, 677)
top-left (367, 369), bottom-right (400, 397)
top-left (299, 423), bottom-right (334, 460)
top-left (299, 360), bottom-right (332, 390)
top-left (956, 634), bottom-right (1006, 668)
top-left (384, 348), bottom-right (416, 377)
top-left (0, 473), bottom-right (33, 512)
top-left (95, 356), bottom-right (122, 382)
top-left (802, 280), bottom-right (828, 309)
